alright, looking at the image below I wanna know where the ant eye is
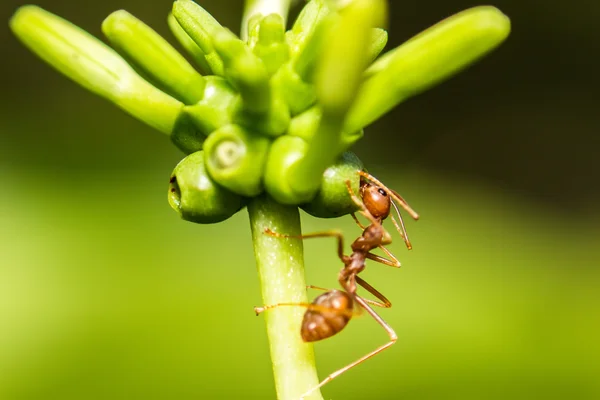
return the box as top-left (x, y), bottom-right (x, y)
top-left (378, 188), bottom-right (387, 196)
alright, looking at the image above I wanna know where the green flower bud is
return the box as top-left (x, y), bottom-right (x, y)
top-left (264, 135), bottom-right (311, 204)
top-left (170, 110), bottom-right (207, 154)
top-left (102, 10), bottom-right (205, 105)
top-left (300, 151), bottom-right (363, 218)
top-left (171, 76), bottom-right (238, 154)
top-left (167, 13), bottom-right (212, 75)
top-left (172, 0), bottom-right (225, 76)
top-left (345, 6), bottom-right (511, 133)
top-left (169, 151), bottom-right (245, 224)
top-left (271, 64), bottom-right (316, 116)
top-left (246, 13), bottom-right (263, 48)
top-left (286, 0), bottom-right (331, 57)
top-left (10, 5), bottom-right (184, 135)
top-left (289, 11), bottom-right (326, 83)
top-left (184, 76), bottom-right (237, 136)
top-left (203, 124), bottom-right (271, 197)
top-left (288, 107), bottom-right (363, 151)
top-left (316, 0), bottom-right (387, 116)
top-left (368, 28), bottom-right (388, 63)
top-left (252, 14), bottom-right (289, 76)
top-left (241, 0), bottom-right (292, 42)
top-left (213, 28), bottom-right (271, 114)
top-left (232, 92), bottom-right (290, 137)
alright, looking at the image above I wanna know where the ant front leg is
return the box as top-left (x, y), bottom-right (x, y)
top-left (264, 228), bottom-right (346, 261)
top-left (350, 212), bottom-right (367, 230)
top-left (254, 301), bottom-right (356, 319)
top-left (355, 276), bottom-right (392, 308)
top-left (365, 247), bottom-right (402, 268)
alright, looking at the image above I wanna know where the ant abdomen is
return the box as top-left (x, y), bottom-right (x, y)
top-left (301, 290), bottom-right (354, 342)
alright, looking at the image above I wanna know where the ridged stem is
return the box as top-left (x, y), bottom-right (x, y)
top-left (247, 196), bottom-right (323, 400)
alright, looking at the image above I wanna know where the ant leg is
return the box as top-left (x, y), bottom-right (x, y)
top-left (254, 302), bottom-right (356, 319)
top-left (306, 284), bottom-right (333, 292)
top-left (365, 248), bottom-right (402, 268)
top-left (350, 212), bottom-right (367, 230)
top-left (265, 228), bottom-right (345, 261)
top-left (351, 213), bottom-right (367, 231)
top-left (299, 295), bottom-right (397, 400)
top-left (305, 285), bottom-right (382, 310)
top-left (355, 276), bottom-right (392, 308)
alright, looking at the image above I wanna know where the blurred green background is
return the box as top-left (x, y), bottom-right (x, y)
top-left (1, 0), bottom-right (599, 399)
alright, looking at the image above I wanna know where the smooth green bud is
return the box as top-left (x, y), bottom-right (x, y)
top-left (170, 110), bottom-right (207, 154)
top-left (169, 151), bottom-right (245, 224)
top-left (368, 28), bottom-right (388, 63)
top-left (184, 76), bottom-right (237, 136)
top-left (264, 135), bottom-right (312, 204)
top-left (232, 92), bottom-right (290, 137)
top-left (287, 113), bottom-right (343, 198)
top-left (300, 151), bottom-right (363, 218)
top-left (288, 106), bottom-right (363, 151)
top-left (290, 12), bottom-right (325, 83)
top-left (252, 14), bottom-right (289, 76)
top-left (316, 0), bottom-right (387, 115)
top-left (10, 5), bottom-right (184, 135)
top-left (286, 0), bottom-right (330, 57)
top-left (203, 124), bottom-right (270, 197)
top-left (172, 0), bottom-right (225, 75)
top-left (271, 64), bottom-right (316, 116)
top-left (241, 0), bottom-right (292, 42)
top-left (102, 10), bottom-right (205, 105)
top-left (171, 76), bottom-right (237, 154)
top-left (167, 13), bottom-right (212, 75)
top-left (246, 13), bottom-right (263, 48)
top-left (346, 6), bottom-right (511, 133)
top-left (213, 29), bottom-right (271, 114)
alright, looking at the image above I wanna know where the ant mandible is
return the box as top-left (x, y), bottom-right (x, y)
top-left (255, 172), bottom-right (419, 399)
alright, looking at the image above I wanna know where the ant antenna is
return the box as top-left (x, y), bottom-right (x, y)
top-left (390, 200), bottom-right (412, 250)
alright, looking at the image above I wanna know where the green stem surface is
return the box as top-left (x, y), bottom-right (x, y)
top-left (248, 196), bottom-right (323, 400)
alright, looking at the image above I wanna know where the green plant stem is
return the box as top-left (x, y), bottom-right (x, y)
top-left (244, 2), bottom-right (323, 399)
top-left (248, 195), bottom-right (323, 400)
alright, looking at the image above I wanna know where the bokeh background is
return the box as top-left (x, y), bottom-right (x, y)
top-left (1, 0), bottom-right (599, 399)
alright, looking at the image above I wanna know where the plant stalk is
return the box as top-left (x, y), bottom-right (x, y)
top-left (244, 2), bottom-right (323, 399)
top-left (248, 195), bottom-right (323, 400)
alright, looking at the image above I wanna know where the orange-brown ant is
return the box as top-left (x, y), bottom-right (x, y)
top-left (255, 173), bottom-right (418, 399)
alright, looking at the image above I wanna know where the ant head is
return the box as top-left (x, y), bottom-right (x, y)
top-left (359, 177), bottom-right (391, 221)
top-left (357, 170), bottom-right (420, 250)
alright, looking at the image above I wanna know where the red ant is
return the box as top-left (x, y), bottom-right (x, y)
top-left (255, 171), bottom-right (418, 399)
